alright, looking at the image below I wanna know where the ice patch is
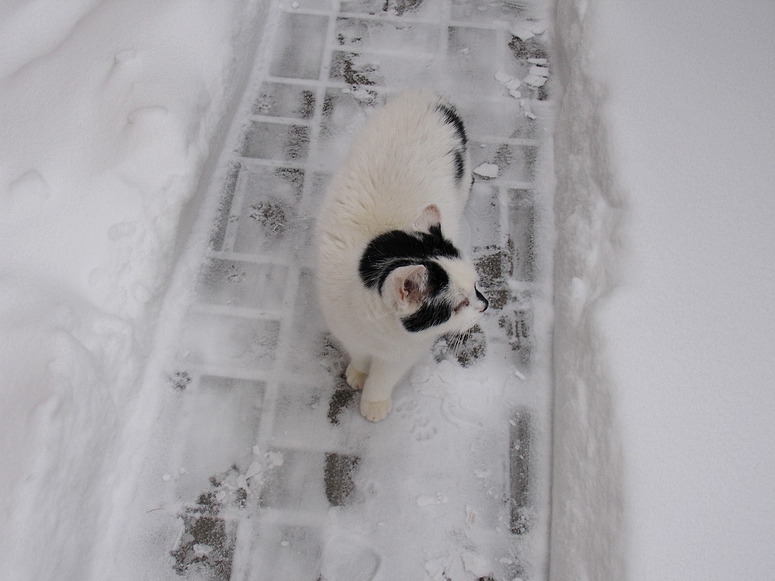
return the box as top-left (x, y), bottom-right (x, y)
top-left (511, 27), bottom-right (534, 41)
top-left (461, 552), bottom-right (492, 578)
top-left (523, 74), bottom-right (547, 88)
top-left (193, 543), bottom-right (213, 556)
top-left (268, 450), bottom-right (284, 467)
top-left (511, 20), bottom-right (548, 42)
top-left (245, 461), bottom-right (262, 480)
top-left (495, 71), bottom-right (512, 84)
top-left (473, 163), bottom-right (500, 178)
top-left (494, 71), bottom-right (523, 100)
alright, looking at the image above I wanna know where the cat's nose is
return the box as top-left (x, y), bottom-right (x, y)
top-left (475, 287), bottom-right (488, 312)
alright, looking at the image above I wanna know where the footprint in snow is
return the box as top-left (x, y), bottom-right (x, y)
top-left (395, 400), bottom-right (437, 441)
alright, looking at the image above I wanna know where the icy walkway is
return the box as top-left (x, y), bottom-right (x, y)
top-left (115, 0), bottom-right (554, 579)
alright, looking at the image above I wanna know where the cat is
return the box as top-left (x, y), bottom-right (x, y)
top-left (315, 89), bottom-right (488, 422)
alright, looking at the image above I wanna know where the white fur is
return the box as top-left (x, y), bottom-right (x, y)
top-left (315, 89), bottom-right (485, 422)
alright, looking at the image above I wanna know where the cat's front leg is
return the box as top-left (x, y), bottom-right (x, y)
top-left (345, 353), bottom-right (369, 391)
top-left (360, 357), bottom-right (411, 422)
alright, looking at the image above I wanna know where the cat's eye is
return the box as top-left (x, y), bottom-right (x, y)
top-left (454, 298), bottom-right (470, 314)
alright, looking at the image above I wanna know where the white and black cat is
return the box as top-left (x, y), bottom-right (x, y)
top-left (316, 89), bottom-right (488, 422)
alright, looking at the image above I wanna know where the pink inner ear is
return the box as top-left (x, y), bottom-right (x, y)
top-left (395, 264), bottom-right (427, 303)
top-left (400, 278), bottom-right (415, 300)
top-left (412, 204), bottom-right (441, 232)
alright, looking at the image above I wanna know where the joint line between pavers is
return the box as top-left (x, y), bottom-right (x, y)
top-left (237, 156), bottom-right (307, 172)
top-left (189, 302), bottom-right (287, 321)
top-left (438, 0), bottom-right (451, 61)
top-left (470, 135), bottom-right (540, 147)
top-left (190, 364), bottom-right (328, 388)
top-left (227, 518), bottom-right (255, 580)
top-left (219, 160), bottom-right (248, 252)
top-left (328, 9), bottom-right (517, 32)
top-left (253, 269), bottom-right (302, 445)
top-left (257, 507), bottom-right (330, 529)
top-left (210, 249), bottom-right (298, 267)
top-left (248, 2), bottom-right (338, 447)
top-left (330, 46), bottom-right (437, 60)
top-left (217, 4), bottom-right (286, 254)
top-left (185, 365), bottom-right (274, 384)
top-left (300, 2), bottom-right (339, 207)
top-left (497, 185), bottom-right (512, 253)
top-left (246, 114), bottom-right (312, 127)
top-left (482, 179), bottom-right (534, 190)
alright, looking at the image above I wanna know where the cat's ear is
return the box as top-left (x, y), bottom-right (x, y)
top-left (385, 264), bottom-right (428, 311)
top-left (409, 204), bottom-right (441, 233)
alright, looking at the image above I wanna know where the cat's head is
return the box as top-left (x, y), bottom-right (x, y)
top-left (359, 205), bottom-right (489, 336)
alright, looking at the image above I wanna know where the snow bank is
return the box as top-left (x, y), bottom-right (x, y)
top-left (597, 2), bottom-right (775, 579)
top-left (549, 1), bottom-right (627, 579)
top-left (0, 1), bottom-right (258, 578)
top-left (551, 0), bottom-right (775, 579)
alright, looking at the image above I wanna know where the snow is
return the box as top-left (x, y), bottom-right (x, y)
top-left (473, 162), bottom-right (501, 179)
top-left (551, 0), bottom-right (775, 579)
top-left (2, 0), bottom-right (774, 579)
top-left (599, 2), bottom-right (775, 579)
top-left (0, 0), bottom-right (258, 579)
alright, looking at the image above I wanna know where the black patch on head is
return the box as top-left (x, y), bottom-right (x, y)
top-left (436, 103), bottom-right (467, 147)
top-left (359, 225), bottom-right (460, 291)
top-left (359, 226), bottom-right (460, 333)
top-left (400, 261), bottom-right (453, 332)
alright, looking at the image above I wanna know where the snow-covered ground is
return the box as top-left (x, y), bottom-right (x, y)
top-left (1, 0), bottom-right (774, 580)
top-left (555, 2), bottom-right (775, 579)
top-left (106, 1), bottom-right (556, 579)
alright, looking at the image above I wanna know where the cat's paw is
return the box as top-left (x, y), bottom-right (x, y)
top-left (345, 363), bottom-right (367, 391)
top-left (360, 398), bottom-right (392, 422)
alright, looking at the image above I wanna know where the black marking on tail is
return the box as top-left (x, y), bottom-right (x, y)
top-left (436, 102), bottom-right (468, 185)
top-left (436, 103), bottom-right (468, 147)
top-left (453, 149), bottom-right (465, 184)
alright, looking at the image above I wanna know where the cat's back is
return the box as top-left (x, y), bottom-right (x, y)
top-left (317, 89), bottom-right (471, 250)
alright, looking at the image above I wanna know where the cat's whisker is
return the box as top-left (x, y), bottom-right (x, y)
top-left (448, 330), bottom-right (469, 356)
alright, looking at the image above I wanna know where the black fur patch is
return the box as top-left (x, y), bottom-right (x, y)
top-left (402, 298), bottom-right (453, 332)
top-left (436, 103), bottom-right (468, 186)
top-left (453, 149), bottom-right (465, 184)
top-left (359, 225), bottom-right (460, 292)
top-left (359, 226), bottom-right (459, 333)
top-left (436, 103), bottom-right (468, 147)
top-left (401, 261), bottom-right (453, 332)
